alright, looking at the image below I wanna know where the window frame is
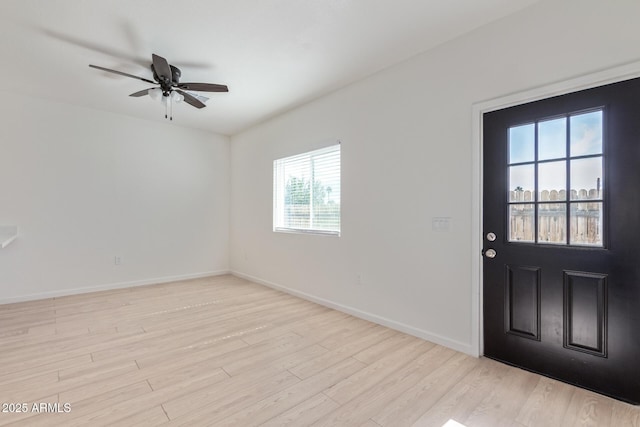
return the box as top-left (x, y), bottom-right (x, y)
top-left (273, 143), bottom-right (341, 236)
top-left (506, 107), bottom-right (605, 248)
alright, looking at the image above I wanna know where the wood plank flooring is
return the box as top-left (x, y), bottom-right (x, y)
top-left (0, 274), bottom-right (637, 426)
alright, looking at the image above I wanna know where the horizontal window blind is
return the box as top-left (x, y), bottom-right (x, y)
top-left (273, 144), bottom-right (340, 235)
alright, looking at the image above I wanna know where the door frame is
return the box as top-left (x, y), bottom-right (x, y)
top-left (471, 59), bottom-right (640, 357)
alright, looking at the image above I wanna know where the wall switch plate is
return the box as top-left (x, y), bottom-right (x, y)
top-left (114, 256), bottom-right (122, 265)
top-left (432, 217), bottom-right (452, 232)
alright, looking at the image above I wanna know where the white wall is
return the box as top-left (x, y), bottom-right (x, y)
top-left (229, 0), bottom-right (640, 354)
top-left (0, 94), bottom-right (230, 303)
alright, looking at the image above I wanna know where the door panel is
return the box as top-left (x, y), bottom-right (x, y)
top-left (483, 77), bottom-right (640, 404)
top-left (505, 265), bottom-right (541, 340)
top-left (563, 271), bottom-right (607, 357)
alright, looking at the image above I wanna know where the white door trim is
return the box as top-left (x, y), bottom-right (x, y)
top-left (471, 59), bottom-right (640, 357)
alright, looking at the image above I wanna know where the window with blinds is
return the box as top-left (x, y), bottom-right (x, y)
top-left (273, 143), bottom-right (341, 235)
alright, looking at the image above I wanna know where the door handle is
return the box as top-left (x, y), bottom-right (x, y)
top-left (483, 248), bottom-right (497, 258)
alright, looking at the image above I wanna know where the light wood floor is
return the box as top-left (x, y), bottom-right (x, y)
top-left (0, 275), bottom-right (637, 426)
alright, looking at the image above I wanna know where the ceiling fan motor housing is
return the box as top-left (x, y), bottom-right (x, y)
top-left (151, 64), bottom-right (181, 89)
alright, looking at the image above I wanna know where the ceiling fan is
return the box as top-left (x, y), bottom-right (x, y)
top-left (89, 53), bottom-right (228, 120)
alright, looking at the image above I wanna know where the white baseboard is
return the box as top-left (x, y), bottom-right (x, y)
top-left (231, 270), bottom-right (475, 356)
top-left (0, 270), bottom-right (230, 305)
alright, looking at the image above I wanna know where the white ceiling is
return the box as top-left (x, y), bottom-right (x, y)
top-left (0, 0), bottom-right (539, 136)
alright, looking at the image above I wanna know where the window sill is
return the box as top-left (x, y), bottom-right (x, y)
top-left (274, 227), bottom-right (340, 237)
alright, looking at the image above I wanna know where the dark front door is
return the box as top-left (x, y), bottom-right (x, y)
top-left (483, 77), bottom-right (640, 404)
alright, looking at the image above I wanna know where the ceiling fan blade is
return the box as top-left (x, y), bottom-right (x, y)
top-left (129, 88), bottom-right (156, 97)
top-left (176, 90), bottom-right (206, 109)
top-left (152, 54), bottom-right (172, 83)
top-left (176, 82), bottom-right (229, 92)
top-left (187, 91), bottom-right (209, 103)
top-left (89, 64), bottom-right (156, 84)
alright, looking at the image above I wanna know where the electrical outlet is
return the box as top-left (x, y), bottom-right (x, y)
top-left (356, 273), bottom-right (364, 286)
top-left (114, 256), bottom-right (122, 265)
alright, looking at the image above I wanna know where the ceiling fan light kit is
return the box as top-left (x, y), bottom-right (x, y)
top-left (143, 87), bottom-right (185, 120)
top-left (89, 53), bottom-right (228, 121)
